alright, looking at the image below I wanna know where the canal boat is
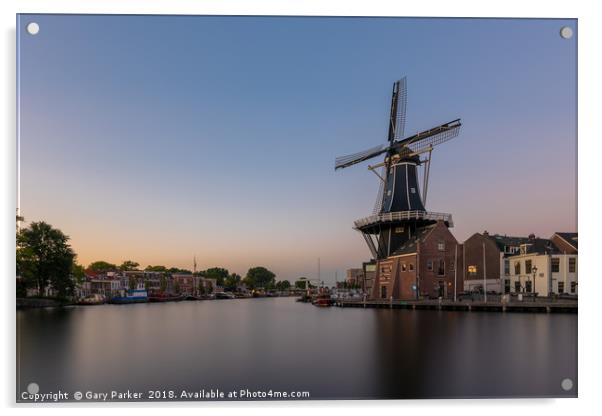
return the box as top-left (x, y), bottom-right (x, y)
top-left (77, 294), bottom-right (106, 305)
top-left (312, 292), bottom-right (333, 307)
top-left (109, 289), bottom-right (148, 304)
top-left (215, 292), bottom-right (236, 299)
top-left (148, 293), bottom-right (186, 302)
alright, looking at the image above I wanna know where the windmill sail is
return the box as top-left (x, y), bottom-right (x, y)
top-left (334, 144), bottom-right (387, 170)
top-left (393, 77), bottom-right (407, 142)
top-left (397, 119), bottom-right (461, 157)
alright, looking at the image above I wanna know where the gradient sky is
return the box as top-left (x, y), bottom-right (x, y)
top-left (18, 15), bottom-right (577, 284)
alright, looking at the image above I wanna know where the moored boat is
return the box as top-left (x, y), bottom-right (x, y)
top-left (109, 289), bottom-right (148, 304)
top-left (312, 290), bottom-right (333, 307)
top-left (77, 294), bottom-right (106, 305)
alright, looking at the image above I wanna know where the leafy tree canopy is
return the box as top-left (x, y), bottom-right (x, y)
top-left (145, 265), bottom-right (168, 272)
top-left (245, 266), bottom-right (276, 289)
top-left (200, 267), bottom-right (229, 286)
top-left (88, 260), bottom-right (117, 272)
top-left (17, 221), bottom-right (77, 299)
top-left (119, 260), bottom-right (139, 271)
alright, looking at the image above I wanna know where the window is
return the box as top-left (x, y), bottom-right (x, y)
top-left (409, 263), bottom-right (414, 271)
top-left (427, 260), bottom-right (433, 271)
top-left (558, 281), bottom-right (565, 293)
top-left (437, 241), bottom-right (445, 251)
top-left (515, 281), bottom-right (521, 292)
top-left (450, 261), bottom-right (455, 272)
top-left (437, 259), bottom-right (445, 276)
top-left (514, 261), bottom-right (521, 275)
top-left (551, 258), bottom-right (560, 273)
top-left (525, 280), bottom-right (532, 293)
top-left (504, 279), bottom-right (511, 293)
top-left (468, 265), bottom-right (477, 277)
top-left (569, 258), bottom-right (576, 273)
top-left (410, 187), bottom-right (416, 194)
top-left (401, 263), bottom-right (407, 272)
top-left (504, 260), bottom-right (510, 276)
top-left (525, 260), bottom-right (532, 274)
top-left (395, 227), bottom-right (404, 234)
top-left (570, 282), bottom-right (577, 293)
top-left (381, 285), bottom-right (387, 299)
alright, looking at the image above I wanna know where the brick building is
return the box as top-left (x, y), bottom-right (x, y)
top-left (462, 232), bottom-right (530, 293)
top-left (370, 220), bottom-right (462, 300)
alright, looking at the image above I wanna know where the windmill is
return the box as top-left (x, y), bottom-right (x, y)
top-left (335, 77), bottom-right (461, 260)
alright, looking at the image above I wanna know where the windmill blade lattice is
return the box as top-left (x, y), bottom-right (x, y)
top-left (334, 144), bottom-right (387, 170)
top-left (393, 77), bottom-right (407, 142)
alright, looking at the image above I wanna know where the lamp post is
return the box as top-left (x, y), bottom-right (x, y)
top-left (532, 265), bottom-right (538, 301)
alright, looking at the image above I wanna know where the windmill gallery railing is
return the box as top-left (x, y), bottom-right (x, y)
top-left (354, 210), bottom-right (453, 229)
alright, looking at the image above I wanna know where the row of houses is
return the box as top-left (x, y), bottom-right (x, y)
top-left (346, 224), bottom-right (577, 300)
top-left (77, 270), bottom-right (219, 299)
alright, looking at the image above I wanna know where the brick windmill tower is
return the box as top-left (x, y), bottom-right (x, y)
top-left (335, 77), bottom-right (462, 300)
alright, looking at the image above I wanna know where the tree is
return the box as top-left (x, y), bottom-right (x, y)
top-left (276, 280), bottom-right (291, 291)
top-left (224, 273), bottom-right (241, 291)
top-left (201, 267), bottom-right (229, 286)
top-left (119, 260), bottom-right (139, 271)
top-left (88, 260), bottom-right (117, 272)
top-left (197, 279), bottom-right (206, 296)
top-left (16, 221), bottom-right (77, 299)
top-left (245, 266), bottom-right (276, 289)
top-left (168, 267), bottom-right (192, 274)
top-left (145, 265), bottom-right (168, 272)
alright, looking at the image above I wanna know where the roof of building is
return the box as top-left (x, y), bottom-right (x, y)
top-left (484, 233), bottom-right (531, 251)
top-left (554, 232), bottom-right (578, 250)
top-left (503, 237), bottom-right (562, 257)
top-left (390, 224), bottom-right (438, 256)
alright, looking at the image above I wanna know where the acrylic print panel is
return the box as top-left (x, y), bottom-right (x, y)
top-left (16, 14), bottom-right (577, 402)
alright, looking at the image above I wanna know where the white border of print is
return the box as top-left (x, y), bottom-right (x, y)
top-left (1, 1), bottom-right (598, 415)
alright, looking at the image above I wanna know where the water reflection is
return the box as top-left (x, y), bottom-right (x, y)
top-left (17, 298), bottom-right (576, 400)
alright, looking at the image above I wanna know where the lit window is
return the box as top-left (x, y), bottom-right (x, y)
top-left (437, 241), bottom-right (445, 251)
top-left (468, 265), bottom-right (477, 276)
top-left (395, 227), bottom-right (404, 233)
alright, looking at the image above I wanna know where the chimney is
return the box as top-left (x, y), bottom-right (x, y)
top-left (483, 230), bottom-right (489, 237)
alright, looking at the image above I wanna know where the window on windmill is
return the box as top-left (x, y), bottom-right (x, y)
top-left (437, 241), bottom-right (445, 251)
top-left (468, 265), bottom-right (477, 276)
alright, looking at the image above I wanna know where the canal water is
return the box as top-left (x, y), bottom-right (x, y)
top-left (17, 297), bottom-right (577, 401)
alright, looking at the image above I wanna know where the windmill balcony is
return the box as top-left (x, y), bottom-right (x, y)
top-left (354, 210), bottom-right (453, 230)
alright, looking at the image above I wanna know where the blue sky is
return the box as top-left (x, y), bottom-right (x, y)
top-left (18, 15), bottom-right (577, 283)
